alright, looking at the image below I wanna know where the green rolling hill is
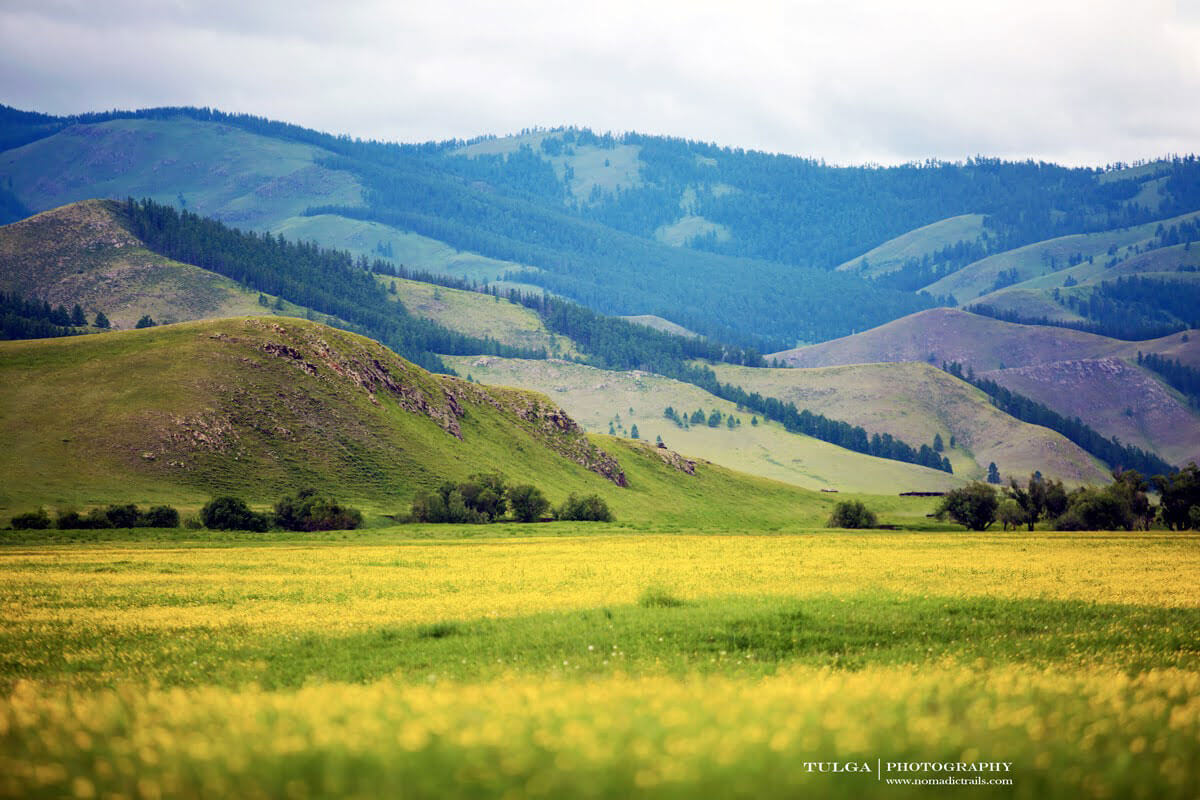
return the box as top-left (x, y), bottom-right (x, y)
top-left (0, 317), bottom-right (839, 529)
top-left (922, 209), bottom-right (1200, 302)
top-left (835, 213), bottom-right (987, 278)
top-left (0, 117), bottom-right (363, 230)
top-left (444, 355), bottom-right (964, 494)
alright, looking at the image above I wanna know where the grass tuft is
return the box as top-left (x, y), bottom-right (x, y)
top-left (639, 585), bottom-right (686, 608)
top-left (416, 621), bottom-right (461, 639)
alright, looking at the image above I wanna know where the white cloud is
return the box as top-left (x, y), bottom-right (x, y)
top-left (1, 0), bottom-right (1198, 164)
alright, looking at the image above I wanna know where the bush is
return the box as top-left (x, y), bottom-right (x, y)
top-left (411, 475), bottom-right (510, 524)
top-left (200, 496), bottom-right (271, 532)
top-left (105, 504), bottom-right (141, 528)
top-left (141, 505), bottom-right (180, 528)
top-left (935, 482), bottom-right (999, 531)
top-left (412, 486), bottom-right (487, 524)
top-left (78, 508), bottom-right (114, 529)
top-left (1054, 485), bottom-right (1134, 531)
top-left (507, 485), bottom-right (550, 522)
top-left (826, 500), bottom-right (876, 529)
top-left (274, 489), bottom-right (362, 531)
top-left (557, 493), bottom-right (614, 522)
top-left (639, 585), bottom-right (685, 608)
top-left (55, 510), bottom-right (86, 530)
top-left (10, 508), bottom-right (51, 530)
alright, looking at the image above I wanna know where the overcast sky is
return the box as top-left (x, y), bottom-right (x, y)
top-left (2, 0), bottom-right (1198, 165)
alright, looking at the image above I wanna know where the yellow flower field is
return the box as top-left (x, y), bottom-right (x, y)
top-left (1, 529), bottom-right (1198, 798)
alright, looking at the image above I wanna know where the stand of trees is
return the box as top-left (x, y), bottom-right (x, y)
top-left (1, 292), bottom-right (92, 340)
top-left (1138, 351), bottom-right (1200, 407)
top-left (10, 504), bottom-right (179, 530)
top-left (970, 277), bottom-right (1200, 342)
top-left (409, 473), bottom-right (612, 523)
top-left (935, 468), bottom-right (1193, 532)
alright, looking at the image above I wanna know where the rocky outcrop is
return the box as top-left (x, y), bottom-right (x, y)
top-left (445, 379), bottom-right (627, 486)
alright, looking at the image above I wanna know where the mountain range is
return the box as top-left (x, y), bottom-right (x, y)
top-left (1, 103), bottom-right (1197, 512)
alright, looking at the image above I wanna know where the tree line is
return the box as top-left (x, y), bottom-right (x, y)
top-left (409, 473), bottom-right (612, 524)
top-left (119, 198), bottom-right (547, 372)
top-left (1138, 351), bottom-right (1200, 408)
top-left (932, 466), bottom-right (1200, 532)
top-left (942, 362), bottom-right (1174, 475)
top-left (0, 291), bottom-right (107, 340)
top-left (501, 289), bottom-right (951, 472)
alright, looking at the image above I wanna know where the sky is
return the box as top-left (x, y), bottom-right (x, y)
top-left (1, 0), bottom-right (1198, 166)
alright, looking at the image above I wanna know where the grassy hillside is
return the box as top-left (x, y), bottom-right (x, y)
top-left (924, 210), bottom-right (1200, 302)
top-left (970, 242), bottom-right (1200, 314)
top-left (981, 359), bottom-right (1200, 468)
top-left (0, 317), bottom-right (842, 528)
top-left (0, 117), bottom-right (362, 229)
top-left (379, 275), bottom-right (577, 356)
top-left (708, 361), bottom-right (1110, 485)
top-left (274, 213), bottom-right (538, 283)
top-left (445, 355), bottom-right (963, 493)
top-left (618, 314), bottom-right (700, 339)
top-left (835, 213), bottom-right (986, 276)
top-left (769, 308), bottom-right (1128, 371)
top-left (0, 199), bottom-right (305, 328)
top-left (773, 307), bottom-right (1200, 372)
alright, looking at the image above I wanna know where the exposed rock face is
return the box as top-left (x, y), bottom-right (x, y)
top-left (242, 319), bottom-right (628, 486)
top-left (250, 321), bottom-right (466, 438)
top-left (445, 379), bottom-right (628, 487)
top-left (653, 447), bottom-right (697, 475)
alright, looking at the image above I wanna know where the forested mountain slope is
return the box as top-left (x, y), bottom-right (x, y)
top-left (4, 105), bottom-right (1198, 349)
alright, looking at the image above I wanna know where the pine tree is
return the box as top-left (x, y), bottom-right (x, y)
top-left (630, 424), bottom-right (639, 439)
top-left (93, 311), bottom-right (110, 329)
top-left (987, 462), bottom-right (1001, 484)
top-left (70, 304), bottom-right (86, 326)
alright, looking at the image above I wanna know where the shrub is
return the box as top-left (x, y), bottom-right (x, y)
top-left (935, 482), bottom-right (999, 531)
top-left (200, 496), bottom-right (271, 532)
top-left (274, 489), bottom-right (362, 531)
top-left (826, 500), bottom-right (876, 529)
top-left (105, 504), bottom-right (141, 528)
top-left (55, 510), bottom-right (86, 530)
top-left (639, 585), bottom-right (685, 608)
top-left (458, 473), bottom-right (507, 521)
top-left (507, 484), bottom-right (550, 522)
top-left (10, 508), bottom-right (51, 530)
top-left (141, 505), bottom-right (180, 528)
top-left (78, 508), bottom-right (114, 529)
top-left (416, 622), bottom-right (460, 639)
top-left (1054, 486), bottom-right (1134, 531)
top-left (557, 493), bottom-right (614, 522)
top-left (410, 477), bottom-right (508, 524)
